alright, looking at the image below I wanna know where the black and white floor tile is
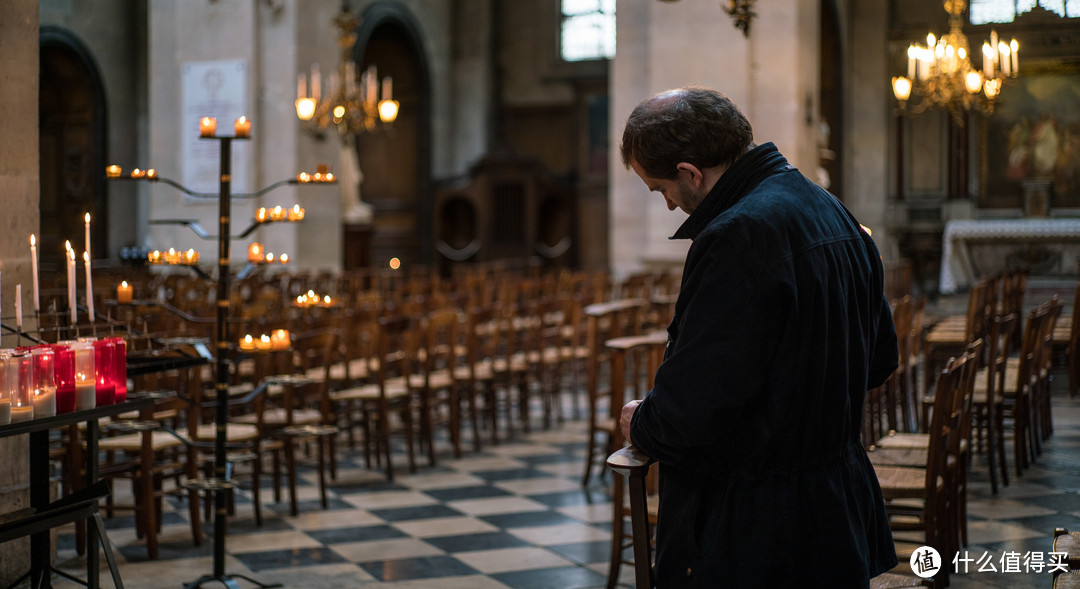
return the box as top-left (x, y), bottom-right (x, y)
top-left (39, 363), bottom-right (1080, 587)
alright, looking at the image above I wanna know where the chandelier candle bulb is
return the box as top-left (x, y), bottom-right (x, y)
top-left (117, 281), bottom-right (133, 304)
top-left (311, 65), bottom-right (321, 100)
top-left (199, 117), bottom-right (217, 137)
top-left (85, 212), bottom-right (91, 256)
top-left (234, 116), bottom-right (251, 138)
top-left (1010, 39), bottom-right (1019, 75)
top-left (15, 284), bottom-right (21, 329)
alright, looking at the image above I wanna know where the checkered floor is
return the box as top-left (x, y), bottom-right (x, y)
top-left (38, 376), bottom-right (1080, 588)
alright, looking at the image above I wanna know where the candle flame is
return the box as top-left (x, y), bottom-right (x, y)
top-left (65, 240), bottom-right (71, 252)
top-left (121, 280), bottom-right (129, 288)
top-left (30, 234), bottom-right (35, 246)
top-left (83, 251), bottom-right (90, 263)
top-left (85, 212), bottom-right (91, 224)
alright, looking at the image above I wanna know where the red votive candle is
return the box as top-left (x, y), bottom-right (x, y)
top-left (54, 345), bottom-right (76, 414)
top-left (93, 339), bottom-right (116, 406)
top-left (108, 337), bottom-right (128, 402)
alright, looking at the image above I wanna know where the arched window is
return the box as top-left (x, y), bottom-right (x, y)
top-left (969, 0), bottom-right (1080, 24)
top-left (560, 0), bottom-right (616, 62)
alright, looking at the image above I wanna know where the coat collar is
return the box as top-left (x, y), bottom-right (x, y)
top-left (671, 142), bottom-right (792, 240)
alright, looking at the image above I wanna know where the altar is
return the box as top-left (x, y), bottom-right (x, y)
top-left (939, 218), bottom-right (1080, 294)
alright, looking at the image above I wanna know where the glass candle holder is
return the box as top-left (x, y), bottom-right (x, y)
top-left (9, 353), bottom-right (33, 423)
top-left (109, 337), bottom-right (128, 403)
top-left (32, 348), bottom-right (56, 418)
top-left (54, 344), bottom-right (76, 414)
top-left (74, 342), bottom-right (96, 411)
top-left (0, 354), bottom-right (10, 425)
top-left (93, 339), bottom-right (116, 407)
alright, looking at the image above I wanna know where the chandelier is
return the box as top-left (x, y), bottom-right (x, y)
top-left (295, 4), bottom-right (398, 137)
top-left (891, 0), bottom-right (1018, 124)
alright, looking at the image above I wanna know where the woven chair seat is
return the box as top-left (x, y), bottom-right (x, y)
top-left (193, 423), bottom-right (260, 443)
top-left (98, 430), bottom-right (185, 453)
top-left (873, 464), bottom-right (945, 499)
top-left (870, 571), bottom-right (927, 588)
top-left (330, 378), bottom-right (409, 402)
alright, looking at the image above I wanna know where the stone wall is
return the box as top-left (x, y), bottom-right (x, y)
top-left (0, 0), bottom-right (40, 583)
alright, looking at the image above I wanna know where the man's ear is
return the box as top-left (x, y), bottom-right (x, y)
top-left (675, 162), bottom-right (705, 188)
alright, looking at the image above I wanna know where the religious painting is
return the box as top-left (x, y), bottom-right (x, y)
top-left (982, 66), bottom-right (1080, 211)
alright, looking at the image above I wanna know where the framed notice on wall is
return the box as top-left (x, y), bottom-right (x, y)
top-left (181, 59), bottom-right (248, 198)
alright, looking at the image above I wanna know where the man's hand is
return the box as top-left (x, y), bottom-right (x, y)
top-left (620, 400), bottom-right (641, 445)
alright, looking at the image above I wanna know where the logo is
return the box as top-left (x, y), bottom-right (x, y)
top-left (911, 546), bottom-right (942, 578)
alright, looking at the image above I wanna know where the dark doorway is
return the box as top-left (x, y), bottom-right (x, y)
top-left (355, 3), bottom-right (431, 269)
top-left (39, 28), bottom-right (107, 275)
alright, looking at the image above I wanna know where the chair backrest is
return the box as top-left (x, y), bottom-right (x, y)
top-left (923, 353), bottom-right (968, 553)
top-left (985, 313), bottom-right (1019, 407)
top-left (605, 330), bottom-right (668, 446)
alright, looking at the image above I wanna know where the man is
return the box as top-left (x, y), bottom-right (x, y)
top-left (619, 87), bottom-right (898, 587)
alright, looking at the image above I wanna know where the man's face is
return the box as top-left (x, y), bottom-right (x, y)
top-left (630, 159), bottom-right (706, 215)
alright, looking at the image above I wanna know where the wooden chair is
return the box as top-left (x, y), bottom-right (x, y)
top-left (970, 313), bottom-right (1018, 495)
top-left (329, 315), bottom-right (419, 481)
top-left (410, 306), bottom-right (465, 465)
top-left (602, 330), bottom-right (667, 589)
top-left (922, 277), bottom-right (993, 397)
top-left (872, 353), bottom-right (971, 577)
top-left (999, 299), bottom-right (1058, 476)
top-left (581, 298), bottom-right (647, 486)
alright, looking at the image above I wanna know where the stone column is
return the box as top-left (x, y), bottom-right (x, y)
top-left (0, 0), bottom-right (40, 583)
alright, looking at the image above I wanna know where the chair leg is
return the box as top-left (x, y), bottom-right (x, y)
top-left (317, 435), bottom-right (329, 510)
top-left (605, 474), bottom-right (626, 589)
top-left (285, 435), bottom-right (299, 517)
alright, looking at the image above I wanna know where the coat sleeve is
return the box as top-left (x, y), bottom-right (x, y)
top-left (630, 230), bottom-right (786, 465)
top-left (867, 291), bottom-right (899, 390)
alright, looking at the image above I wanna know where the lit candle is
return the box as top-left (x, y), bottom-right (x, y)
top-left (29, 234), bottom-right (39, 312)
top-left (311, 65), bottom-right (321, 100)
top-left (247, 242), bottom-right (264, 264)
top-left (297, 172), bottom-right (311, 183)
top-left (256, 207), bottom-right (268, 223)
top-left (1010, 39), bottom-right (1019, 76)
top-left (239, 334), bottom-right (256, 351)
top-left (270, 206), bottom-right (286, 221)
top-left (270, 329), bottom-right (290, 351)
top-left (117, 281), bottom-right (133, 304)
top-left (10, 405), bottom-right (33, 423)
top-left (279, 253), bottom-right (289, 264)
top-left (146, 168), bottom-right (158, 179)
top-left (256, 334), bottom-right (272, 351)
top-left (907, 45), bottom-right (916, 81)
top-left (130, 168), bottom-right (145, 179)
top-left (33, 387), bottom-right (55, 418)
top-left (265, 253), bottom-right (275, 263)
top-left (288, 205), bottom-right (305, 221)
top-left (84, 251), bottom-right (94, 320)
top-left (84, 212), bottom-right (91, 256)
top-left (75, 376), bottom-right (95, 411)
top-left (200, 117), bottom-right (217, 137)
top-left (66, 243), bottom-right (77, 324)
top-left (106, 164), bottom-right (122, 178)
top-left (234, 116), bottom-right (251, 138)
top-left (15, 284), bottom-right (21, 330)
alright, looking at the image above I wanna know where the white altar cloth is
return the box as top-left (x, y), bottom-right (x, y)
top-left (939, 218), bottom-right (1080, 294)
